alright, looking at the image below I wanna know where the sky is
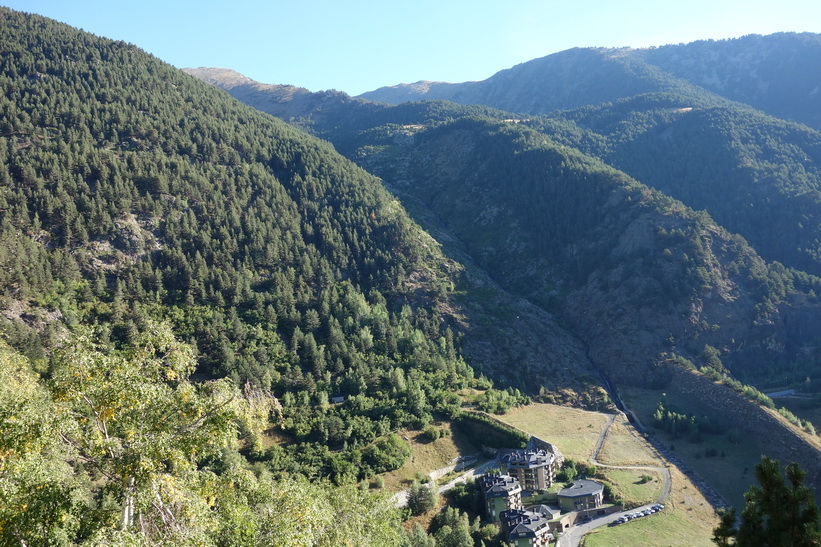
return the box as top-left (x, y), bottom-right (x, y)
top-left (5, 0), bottom-right (821, 95)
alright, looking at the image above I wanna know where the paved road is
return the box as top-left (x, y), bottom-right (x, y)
top-left (556, 503), bottom-right (663, 547)
top-left (589, 412), bottom-right (672, 505)
top-left (392, 458), bottom-right (497, 508)
top-left (394, 410), bottom-right (673, 547)
top-left (559, 411), bottom-right (672, 546)
top-left (437, 458), bottom-right (498, 495)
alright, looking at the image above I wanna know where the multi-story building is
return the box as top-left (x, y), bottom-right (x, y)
top-left (557, 479), bottom-right (604, 513)
top-left (498, 449), bottom-right (556, 492)
top-left (500, 508), bottom-right (554, 547)
top-left (480, 473), bottom-right (522, 522)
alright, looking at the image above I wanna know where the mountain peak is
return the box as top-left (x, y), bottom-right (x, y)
top-left (181, 67), bottom-right (256, 89)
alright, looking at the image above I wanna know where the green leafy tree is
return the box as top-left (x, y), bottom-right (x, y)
top-left (433, 507), bottom-right (475, 547)
top-left (403, 522), bottom-right (435, 547)
top-left (0, 341), bottom-right (85, 545)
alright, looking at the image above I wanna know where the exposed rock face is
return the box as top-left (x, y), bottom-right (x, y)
top-left (358, 80), bottom-right (461, 103)
top-left (182, 67), bottom-right (256, 88)
top-left (183, 67), bottom-right (355, 121)
top-left (563, 216), bottom-right (781, 379)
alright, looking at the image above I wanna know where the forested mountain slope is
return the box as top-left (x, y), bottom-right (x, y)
top-left (529, 93), bottom-right (821, 278)
top-left (344, 117), bottom-right (820, 381)
top-left (1, 7), bottom-right (599, 498)
top-left (637, 33), bottom-right (821, 130)
top-left (358, 33), bottom-right (821, 131)
top-left (0, 8), bottom-right (471, 543)
top-left (359, 46), bottom-right (725, 114)
top-left (190, 69), bottom-right (821, 386)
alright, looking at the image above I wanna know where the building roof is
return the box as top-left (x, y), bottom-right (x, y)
top-left (501, 508), bottom-right (552, 539)
top-left (480, 474), bottom-right (522, 499)
top-left (498, 448), bottom-right (555, 469)
top-left (525, 504), bottom-right (562, 520)
top-left (557, 479), bottom-right (604, 498)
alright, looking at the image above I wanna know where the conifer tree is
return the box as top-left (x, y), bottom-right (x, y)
top-left (714, 457), bottom-right (821, 547)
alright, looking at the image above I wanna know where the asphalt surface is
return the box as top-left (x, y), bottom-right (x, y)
top-left (558, 411), bottom-right (672, 546)
top-left (556, 503), bottom-right (665, 547)
top-left (394, 410), bottom-right (673, 547)
top-left (393, 458), bottom-right (498, 508)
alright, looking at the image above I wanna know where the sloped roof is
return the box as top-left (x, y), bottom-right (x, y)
top-left (501, 508), bottom-right (552, 539)
top-left (525, 504), bottom-right (561, 520)
top-left (498, 448), bottom-right (555, 468)
top-left (481, 474), bottom-right (522, 498)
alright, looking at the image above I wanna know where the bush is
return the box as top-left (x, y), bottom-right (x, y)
top-left (422, 425), bottom-right (441, 442)
top-left (361, 434), bottom-right (412, 474)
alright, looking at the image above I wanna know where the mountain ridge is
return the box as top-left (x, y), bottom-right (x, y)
top-left (356, 33), bottom-right (821, 130)
top-left (186, 40), bottom-right (821, 387)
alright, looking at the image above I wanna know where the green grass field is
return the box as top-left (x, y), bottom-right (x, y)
top-left (619, 385), bottom-right (766, 509)
top-left (598, 414), bottom-right (662, 467)
top-left (583, 468), bottom-right (718, 547)
top-left (497, 403), bottom-right (608, 461)
top-left (494, 402), bottom-right (719, 546)
top-left (601, 468), bottom-right (663, 507)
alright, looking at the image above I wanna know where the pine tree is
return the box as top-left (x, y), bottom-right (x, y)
top-left (714, 457), bottom-right (821, 547)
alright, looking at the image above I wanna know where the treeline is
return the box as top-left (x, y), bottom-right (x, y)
top-left (700, 367), bottom-right (817, 434)
top-left (652, 400), bottom-right (728, 443)
top-left (455, 411), bottom-right (530, 449)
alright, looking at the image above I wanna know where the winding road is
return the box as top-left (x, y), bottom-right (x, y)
top-left (393, 410), bottom-right (674, 547)
top-left (393, 457), bottom-right (498, 508)
top-left (557, 411), bottom-right (672, 547)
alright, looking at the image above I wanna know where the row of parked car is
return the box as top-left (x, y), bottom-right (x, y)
top-left (611, 504), bottom-right (664, 526)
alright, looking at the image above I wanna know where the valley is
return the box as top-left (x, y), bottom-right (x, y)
top-left (2, 6), bottom-right (821, 545)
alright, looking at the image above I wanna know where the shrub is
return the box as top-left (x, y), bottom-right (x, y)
top-left (422, 425), bottom-right (441, 442)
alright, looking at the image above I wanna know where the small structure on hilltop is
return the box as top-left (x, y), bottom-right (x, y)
top-left (498, 448), bottom-right (557, 492)
top-left (480, 473), bottom-right (522, 522)
top-left (557, 479), bottom-right (604, 513)
top-left (500, 508), bottom-right (554, 547)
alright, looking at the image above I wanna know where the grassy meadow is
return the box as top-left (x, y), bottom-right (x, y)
top-left (494, 402), bottom-right (719, 546)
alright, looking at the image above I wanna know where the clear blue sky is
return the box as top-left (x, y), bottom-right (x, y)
top-left (5, 0), bottom-right (820, 95)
